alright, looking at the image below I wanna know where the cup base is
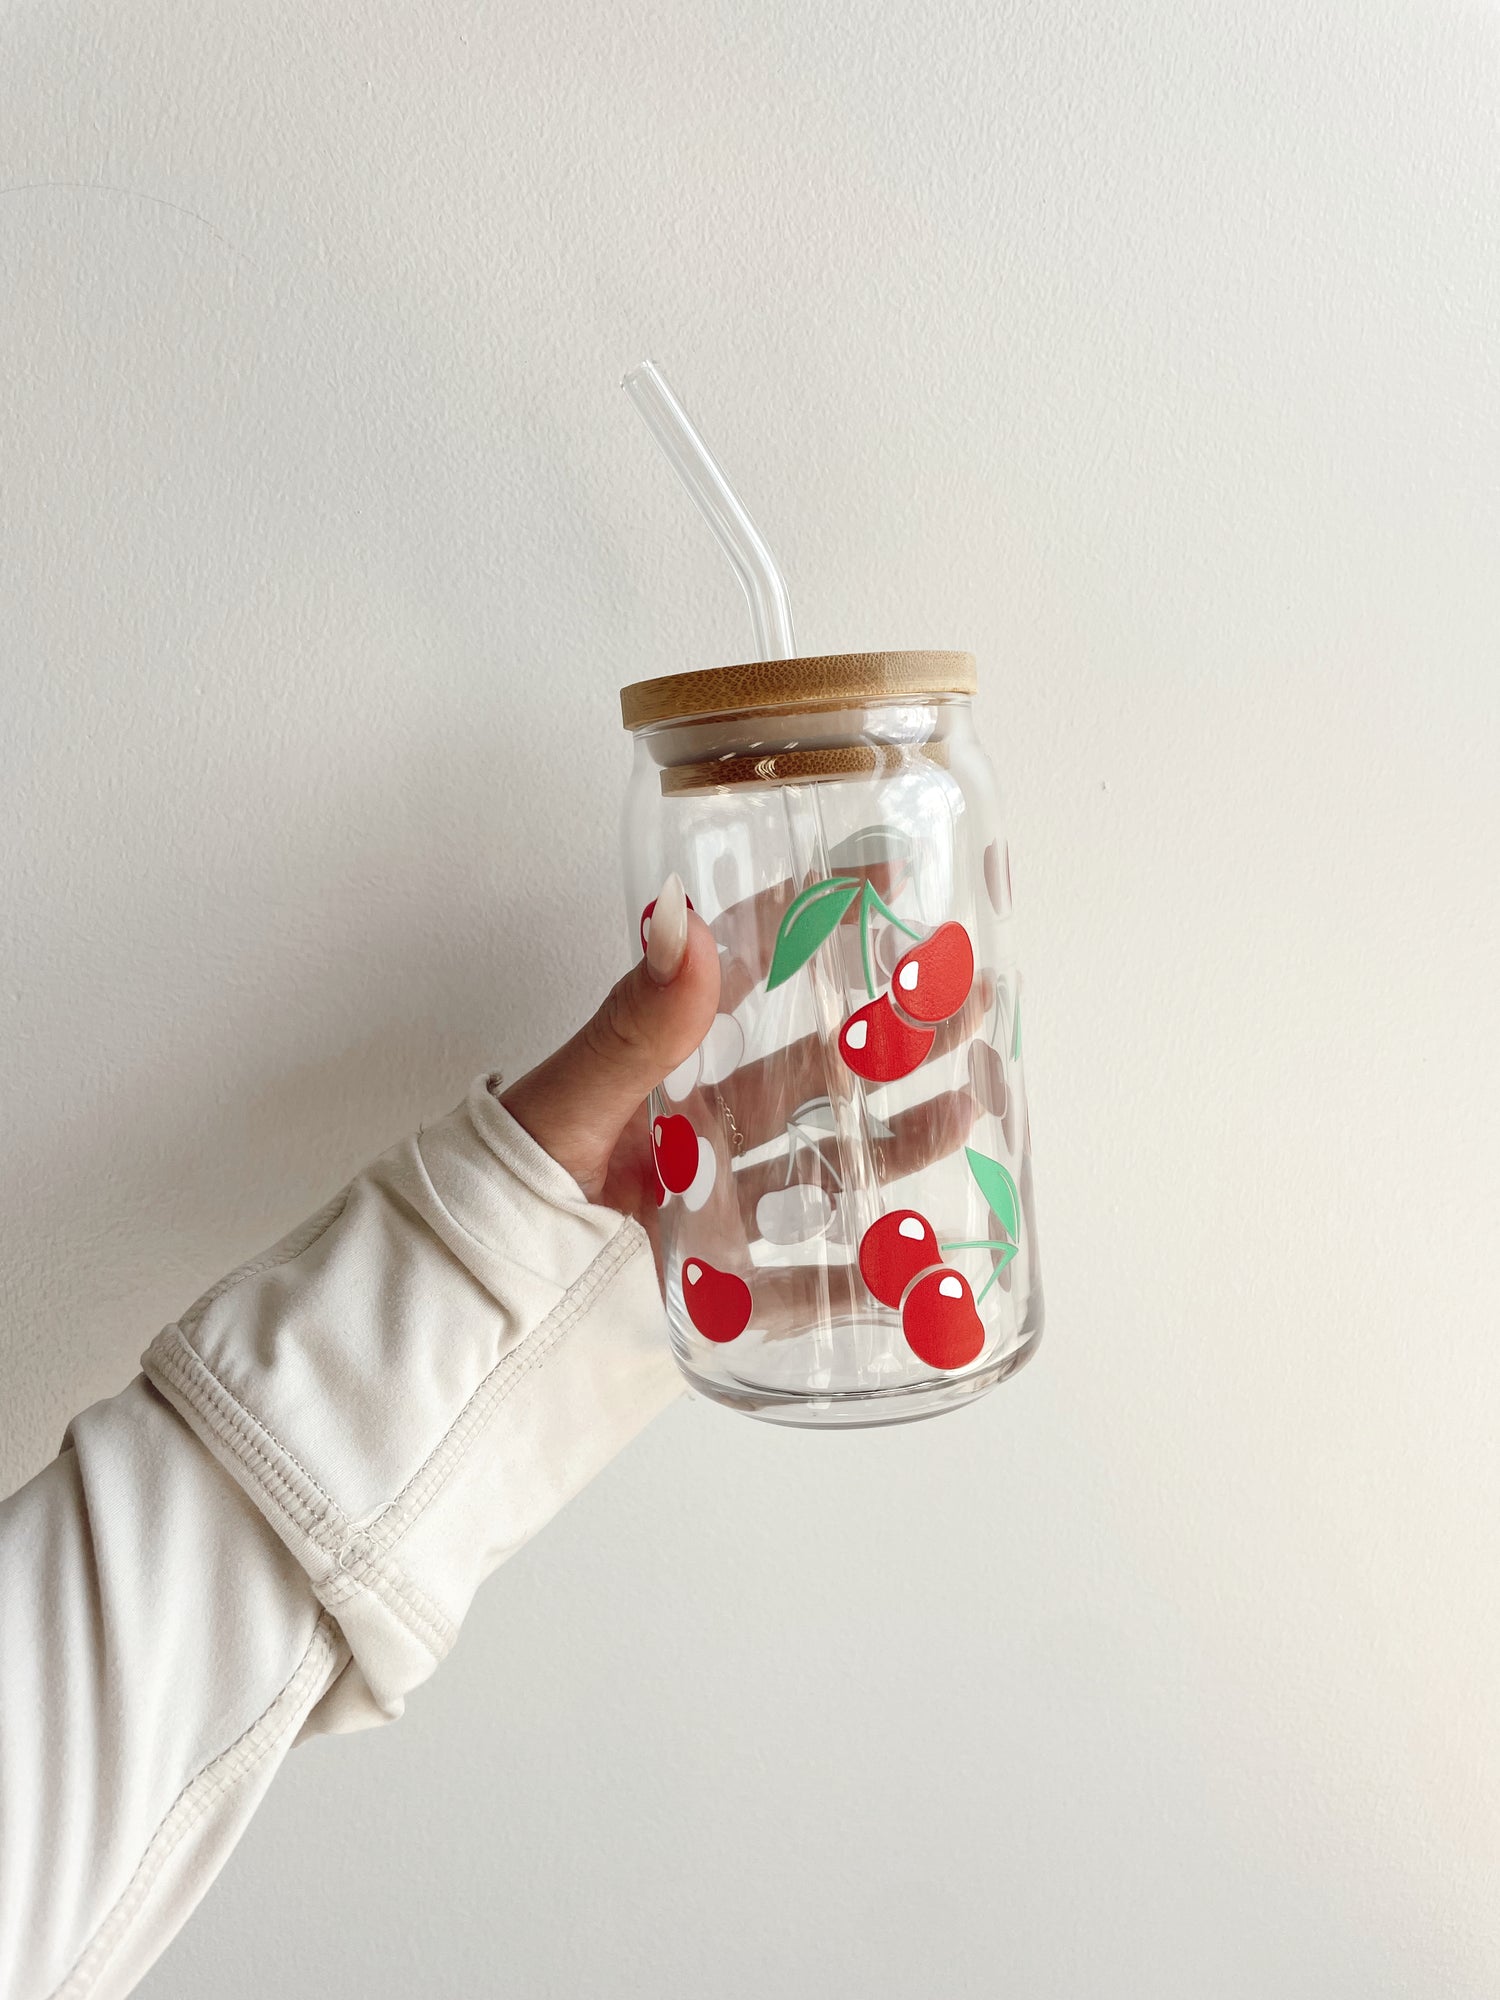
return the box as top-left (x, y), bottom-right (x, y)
top-left (677, 1322), bottom-right (1044, 1429)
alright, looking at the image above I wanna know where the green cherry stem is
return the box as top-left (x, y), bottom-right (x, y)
top-left (863, 880), bottom-right (922, 940)
top-left (938, 1236), bottom-right (1019, 1306)
top-left (856, 878), bottom-right (921, 1000)
top-left (858, 891), bottom-right (876, 1000)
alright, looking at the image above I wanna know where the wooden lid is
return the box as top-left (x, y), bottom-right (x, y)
top-left (619, 649), bottom-right (976, 731)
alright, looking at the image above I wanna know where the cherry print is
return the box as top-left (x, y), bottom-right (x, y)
top-left (874, 915), bottom-right (906, 982)
top-left (663, 1011), bottom-right (746, 1104)
top-left (858, 1210), bottom-right (941, 1309)
top-left (757, 1184), bottom-right (835, 1245)
top-left (680, 1134), bottom-right (718, 1212)
top-left (838, 994), bottom-right (934, 1082)
top-left (890, 922), bottom-right (974, 1025)
top-left (652, 1114), bottom-right (699, 1195)
top-left (681, 1258), bottom-right (752, 1342)
top-left (901, 1267), bottom-right (984, 1371)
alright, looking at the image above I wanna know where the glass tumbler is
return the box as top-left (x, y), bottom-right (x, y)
top-left (620, 651), bottom-right (1042, 1428)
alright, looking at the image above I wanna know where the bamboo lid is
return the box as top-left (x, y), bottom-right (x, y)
top-left (619, 649), bottom-right (976, 731)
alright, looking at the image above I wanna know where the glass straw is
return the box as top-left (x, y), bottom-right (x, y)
top-left (624, 361), bottom-right (887, 1377)
top-left (622, 361), bottom-right (797, 661)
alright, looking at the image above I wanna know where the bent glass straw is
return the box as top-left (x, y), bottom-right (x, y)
top-left (623, 361), bottom-right (883, 1347)
top-left (623, 360), bottom-right (796, 662)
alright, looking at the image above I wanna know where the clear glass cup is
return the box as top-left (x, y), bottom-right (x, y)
top-left (620, 651), bottom-right (1042, 1428)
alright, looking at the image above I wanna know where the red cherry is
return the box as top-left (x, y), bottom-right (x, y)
top-left (652, 1114), bottom-right (699, 1195)
top-left (838, 993), bottom-right (934, 1082)
top-left (891, 922), bottom-right (975, 1024)
top-left (681, 1257), bottom-right (752, 1342)
top-left (901, 1267), bottom-right (984, 1371)
top-left (639, 892), bottom-right (694, 955)
top-left (858, 1210), bottom-right (941, 1309)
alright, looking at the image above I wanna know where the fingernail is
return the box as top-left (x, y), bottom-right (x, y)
top-left (645, 872), bottom-right (688, 985)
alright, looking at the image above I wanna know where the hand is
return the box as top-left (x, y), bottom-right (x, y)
top-left (679, 871), bottom-right (986, 1327)
top-left (499, 870), bottom-right (986, 1321)
top-left (498, 875), bottom-right (721, 1243)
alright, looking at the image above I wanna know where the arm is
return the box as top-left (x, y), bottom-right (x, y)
top-left (0, 882), bottom-right (714, 2000)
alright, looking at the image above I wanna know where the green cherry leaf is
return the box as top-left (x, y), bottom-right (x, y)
top-left (964, 1146), bottom-right (1020, 1240)
top-left (765, 875), bottom-right (863, 991)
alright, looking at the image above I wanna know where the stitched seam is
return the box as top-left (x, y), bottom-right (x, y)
top-left (53, 1615), bottom-right (344, 2000)
top-left (323, 1548), bottom-right (452, 1640)
top-left (154, 1331), bottom-right (341, 1520)
top-left (150, 1211), bottom-right (647, 1672)
top-left (144, 1328), bottom-right (345, 1544)
top-left (369, 1223), bottom-right (644, 1551)
top-left (144, 1332), bottom-right (344, 1545)
top-left (334, 1232), bottom-right (642, 1657)
top-left (148, 1329), bottom-right (457, 1659)
top-left (320, 1557), bottom-right (455, 1659)
top-left (373, 1225), bottom-right (635, 1538)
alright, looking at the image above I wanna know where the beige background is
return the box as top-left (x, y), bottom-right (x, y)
top-left (3, 2), bottom-right (1498, 1993)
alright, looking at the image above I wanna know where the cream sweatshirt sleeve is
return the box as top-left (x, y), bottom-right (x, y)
top-left (0, 1077), bottom-right (681, 2000)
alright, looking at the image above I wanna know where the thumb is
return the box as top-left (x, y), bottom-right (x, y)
top-left (498, 874), bottom-right (721, 1201)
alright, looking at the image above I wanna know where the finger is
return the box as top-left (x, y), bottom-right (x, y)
top-left (501, 878), bottom-right (721, 1201)
top-left (716, 972), bottom-right (995, 1153)
top-left (731, 1087), bottom-right (977, 1226)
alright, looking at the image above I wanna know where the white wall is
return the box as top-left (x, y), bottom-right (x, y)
top-left (3, 2), bottom-right (1498, 1993)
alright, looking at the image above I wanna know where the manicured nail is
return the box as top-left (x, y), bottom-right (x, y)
top-left (645, 872), bottom-right (688, 985)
